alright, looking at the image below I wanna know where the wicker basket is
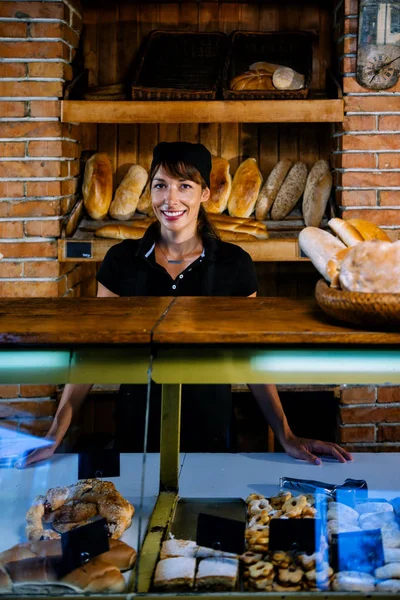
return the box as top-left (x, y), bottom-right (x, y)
top-left (315, 279), bottom-right (400, 328)
top-left (222, 31), bottom-right (312, 100)
top-left (83, 84), bottom-right (128, 101)
top-left (131, 30), bottom-right (227, 100)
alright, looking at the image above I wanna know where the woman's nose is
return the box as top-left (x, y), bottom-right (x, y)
top-left (165, 186), bottom-right (179, 203)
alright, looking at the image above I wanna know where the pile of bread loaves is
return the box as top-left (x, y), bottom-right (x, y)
top-left (230, 61), bottom-right (305, 92)
top-left (299, 218), bottom-right (400, 293)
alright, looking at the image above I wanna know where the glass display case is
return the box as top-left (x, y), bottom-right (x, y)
top-left (1, 295), bottom-right (400, 597)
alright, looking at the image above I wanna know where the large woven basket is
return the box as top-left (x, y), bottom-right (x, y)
top-left (315, 279), bottom-right (400, 328)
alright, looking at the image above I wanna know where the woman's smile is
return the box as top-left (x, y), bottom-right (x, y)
top-left (161, 209), bottom-right (187, 221)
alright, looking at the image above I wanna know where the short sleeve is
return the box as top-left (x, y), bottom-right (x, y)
top-left (96, 244), bottom-right (122, 295)
top-left (234, 249), bottom-right (259, 296)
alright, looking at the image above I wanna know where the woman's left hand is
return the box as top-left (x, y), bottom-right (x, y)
top-left (281, 435), bottom-right (353, 465)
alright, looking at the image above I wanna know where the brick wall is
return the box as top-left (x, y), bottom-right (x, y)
top-left (334, 0), bottom-right (400, 451)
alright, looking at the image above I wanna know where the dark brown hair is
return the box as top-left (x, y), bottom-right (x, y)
top-left (150, 160), bottom-right (218, 239)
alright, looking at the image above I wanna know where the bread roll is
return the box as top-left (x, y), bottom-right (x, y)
top-left (228, 158), bottom-right (262, 218)
top-left (61, 558), bottom-right (125, 593)
top-left (303, 160), bottom-right (332, 227)
top-left (99, 539), bottom-right (137, 572)
top-left (339, 240), bottom-right (400, 293)
top-left (137, 182), bottom-right (153, 215)
top-left (95, 224), bottom-right (147, 240)
top-left (0, 543), bottom-right (36, 564)
top-left (5, 557), bottom-right (59, 584)
top-left (109, 165), bottom-right (148, 220)
top-left (272, 67), bottom-right (305, 90)
top-left (328, 218), bottom-right (364, 247)
top-left (83, 153), bottom-right (113, 220)
top-left (204, 156), bottom-right (232, 214)
top-left (347, 218), bottom-right (392, 242)
top-left (230, 70), bottom-right (274, 91)
top-left (271, 162), bottom-right (307, 220)
top-left (255, 159), bottom-right (293, 220)
top-left (299, 227), bottom-right (346, 282)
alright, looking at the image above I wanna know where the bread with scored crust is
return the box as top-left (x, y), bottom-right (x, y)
top-left (255, 159), bottom-right (292, 220)
top-left (271, 162), bottom-right (307, 220)
top-left (228, 158), bottom-right (262, 218)
top-left (109, 165), bottom-right (148, 220)
top-left (83, 153), bottom-right (113, 220)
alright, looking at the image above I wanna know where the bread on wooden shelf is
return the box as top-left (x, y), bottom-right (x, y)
top-left (302, 160), bottom-right (332, 227)
top-left (227, 158), bottom-right (262, 218)
top-left (255, 159), bottom-right (292, 221)
top-left (204, 156), bottom-right (232, 214)
top-left (136, 182), bottom-right (154, 216)
top-left (95, 223), bottom-right (152, 240)
top-left (271, 161), bottom-right (307, 221)
top-left (230, 69), bottom-right (275, 91)
top-left (272, 66), bottom-right (305, 90)
top-left (109, 165), bottom-right (148, 220)
top-left (82, 153), bottom-right (113, 220)
top-left (299, 227), bottom-right (346, 283)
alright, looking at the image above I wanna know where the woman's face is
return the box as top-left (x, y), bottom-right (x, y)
top-left (151, 166), bottom-right (210, 234)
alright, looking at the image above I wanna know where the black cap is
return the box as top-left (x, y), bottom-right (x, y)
top-left (150, 141), bottom-right (212, 188)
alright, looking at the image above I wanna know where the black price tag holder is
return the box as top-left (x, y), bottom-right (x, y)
top-left (196, 513), bottom-right (245, 555)
top-left (59, 516), bottom-right (110, 576)
top-left (78, 449), bottom-right (120, 479)
top-left (331, 529), bottom-right (384, 575)
top-left (269, 518), bottom-right (320, 555)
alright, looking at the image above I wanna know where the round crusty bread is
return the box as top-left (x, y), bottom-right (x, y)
top-left (109, 165), bottom-right (148, 220)
top-left (302, 160), bottom-right (332, 227)
top-left (227, 158), bottom-right (263, 218)
top-left (271, 162), bottom-right (307, 221)
top-left (339, 240), bottom-right (400, 293)
top-left (328, 218), bottom-right (364, 247)
top-left (61, 558), bottom-right (125, 593)
top-left (299, 227), bottom-right (345, 282)
top-left (347, 218), bottom-right (392, 242)
top-left (255, 159), bottom-right (292, 221)
top-left (230, 69), bottom-right (274, 91)
top-left (204, 156), bottom-right (232, 214)
top-left (82, 153), bottom-right (113, 220)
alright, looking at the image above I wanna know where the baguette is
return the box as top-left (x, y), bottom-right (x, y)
top-left (82, 153), bottom-right (113, 220)
top-left (255, 159), bottom-right (293, 220)
top-left (95, 224), bottom-right (147, 240)
top-left (271, 162), bottom-right (307, 220)
top-left (209, 213), bottom-right (266, 230)
top-left (217, 231), bottom-right (257, 242)
top-left (328, 218), bottom-right (364, 247)
top-left (299, 226), bottom-right (346, 282)
top-left (228, 158), bottom-right (262, 218)
top-left (303, 160), bottom-right (332, 227)
top-left (347, 218), bottom-right (392, 242)
top-left (109, 165), bottom-right (148, 220)
top-left (204, 156), bottom-right (232, 214)
top-left (217, 223), bottom-right (268, 239)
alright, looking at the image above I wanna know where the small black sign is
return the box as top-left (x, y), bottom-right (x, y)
top-left (78, 450), bottom-right (120, 479)
top-left (66, 241), bottom-right (92, 259)
top-left (60, 517), bottom-right (109, 575)
top-left (196, 513), bottom-right (245, 555)
top-left (331, 529), bottom-right (384, 575)
top-left (269, 518), bottom-right (318, 555)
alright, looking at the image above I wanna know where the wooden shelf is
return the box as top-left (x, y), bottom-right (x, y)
top-left (61, 99), bottom-right (344, 124)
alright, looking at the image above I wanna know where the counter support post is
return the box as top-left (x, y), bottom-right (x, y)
top-left (160, 383), bottom-right (181, 492)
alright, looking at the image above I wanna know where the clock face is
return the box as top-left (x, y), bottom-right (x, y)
top-left (359, 53), bottom-right (399, 89)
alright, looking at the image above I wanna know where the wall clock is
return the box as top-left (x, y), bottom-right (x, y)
top-left (356, 0), bottom-right (400, 90)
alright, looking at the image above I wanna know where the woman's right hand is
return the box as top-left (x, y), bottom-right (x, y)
top-left (15, 441), bottom-right (57, 469)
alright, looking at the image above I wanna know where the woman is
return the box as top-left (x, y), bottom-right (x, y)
top-left (19, 142), bottom-right (352, 467)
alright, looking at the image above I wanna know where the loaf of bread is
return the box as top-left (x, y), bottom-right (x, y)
top-left (209, 213), bottom-right (266, 230)
top-left (299, 226), bottom-right (346, 282)
top-left (204, 156), bottom-right (232, 214)
top-left (249, 61), bottom-right (282, 75)
top-left (271, 161), bottom-right (307, 220)
top-left (82, 153), bottom-right (113, 220)
top-left (230, 70), bottom-right (274, 91)
top-left (272, 67), bottom-right (305, 90)
top-left (255, 159), bottom-right (293, 220)
top-left (228, 158), bottom-right (262, 218)
top-left (109, 165), bottom-right (148, 220)
top-left (339, 240), bottom-right (400, 293)
top-left (326, 247), bottom-right (353, 288)
top-left (136, 182), bottom-right (154, 215)
top-left (95, 224), bottom-right (148, 240)
top-left (328, 218), bottom-right (364, 246)
top-left (347, 218), bottom-right (392, 242)
top-left (61, 557), bottom-right (125, 593)
top-left (303, 160), bottom-right (332, 227)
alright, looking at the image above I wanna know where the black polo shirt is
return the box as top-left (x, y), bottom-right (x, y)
top-left (96, 223), bottom-right (258, 452)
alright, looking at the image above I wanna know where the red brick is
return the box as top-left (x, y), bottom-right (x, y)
top-left (336, 190), bottom-right (377, 207)
top-left (0, 182), bottom-right (24, 199)
top-left (378, 154), bottom-right (400, 169)
top-left (24, 220), bottom-right (61, 237)
top-left (344, 17), bottom-right (358, 35)
top-left (340, 56), bottom-right (356, 74)
top-left (0, 142), bottom-right (25, 157)
top-left (0, 62), bottom-right (26, 78)
top-left (380, 191), bottom-right (400, 206)
top-left (344, 36), bottom-right (357, 54)
top-left (61, 179), bottom-right (78, 196)
top-left (341, 405), bottom-right (400, 424)
top-left (0, 221), bottom-right (23, 238)
top-left (343, 115), bottom-right (376, 132)
top-left (0, 2), bottom-right (66, 19)
top-left (340, 426), bottom-right (375, 443)
top-left (0, 400), bottom-right (55, 418)
top-left (62, 24), bottom-right (80, 48)
top-left (0, 385), bottom-right (19, 399)
top-left (345, 96), bottom-right (400, 113)
top-left (69, 160), bottom-right (80, 176)
top-left (0, 81), bottom-right (63, 98)
top-left (343, 209), bottom-right (400, 225)
top-left (26, 181), bottom-right (62, 197)
top-left (20, 384), bottom-right (57, 398)
top-left (345, 0), bottom-right (358, 14)
top-left (378, 387), bottom-right (400, 403)
top-left (379, 116), bottom-right (400, 131)
top-left (27, 62), bottom-right (64, 78)
top-left (0, 241), bottom-right (57, 259)
top-left (0, 122), bottom-right (63, 138)
top-left (71, 11), bottom-right (83, 34)
top-left (0, 22), bottom-right (27, 37)
top-left (0, 200), bottom-right (62, 218)
top-left (344, 77), bottom-right (400, 93)
top-left (342, 171), bottom-right (400, 188)
top-left (340, 444), bottom-right (400, 452)
top-left (0, 41), bottom-right (68, 60)
top-left (0, 161), bottom-right (61, 178)
top-left (24, 261), bottom-right (60, 278)
top-left (61, 196), bottom-right (76, 214)
top-left (342, 134), bottom-right (400, 151)
top-left (0, 101), bottom-right (25, 118)
top-left (341, 386), bottom-right (376, 405)
top-left (377, 425), bottom-right (400, 443)
top-left (0, 262), bottom-right (23, 278)
top-left (0, 280), bottom-right (59, 297)
top-left (28, 141), bottom-right (63, 157)
top-left (341, 153), bottom-right (376, 168)
top-left (29, 22), bottom-right (62, 37)
top-left (29, 100), bottom-right (60, 118)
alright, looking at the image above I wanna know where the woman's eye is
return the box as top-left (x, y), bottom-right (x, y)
top-left (181, 184), bottom-right (192, 190)
top-left (153, 183), bottom-right (165, 189)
